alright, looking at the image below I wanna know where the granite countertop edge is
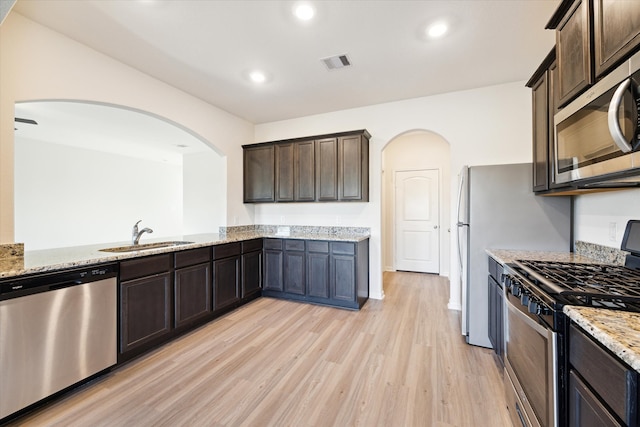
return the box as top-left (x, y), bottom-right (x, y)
top-left (485, 249), bottom-right (604, 265)
top-left (564, 306), bottom-right (640, 373)
top-left (0, 232), bottom-right (370, 279)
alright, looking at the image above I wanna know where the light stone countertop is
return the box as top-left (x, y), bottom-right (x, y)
top-left (0, 231), bottom-right (370, 279)
top-left (564, 306), bottom-right (640, 373)
top-left (486, 249), bottom-right (601, 266)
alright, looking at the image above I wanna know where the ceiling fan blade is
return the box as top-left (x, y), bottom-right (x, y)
top-left (14, 117), bottom-right (38, 125)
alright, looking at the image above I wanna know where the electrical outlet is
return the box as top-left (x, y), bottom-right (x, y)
top-left (609, 222), bottom-right (617, 242)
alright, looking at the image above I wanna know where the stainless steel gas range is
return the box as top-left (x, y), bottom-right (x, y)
top-left (503, 257), bottom-right (640, 427)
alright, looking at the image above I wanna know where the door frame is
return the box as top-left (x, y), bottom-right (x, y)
top-left (392, 167), bottom-right (441, 273)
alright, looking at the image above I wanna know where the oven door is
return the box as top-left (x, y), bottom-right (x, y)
top-left (504, 293), bottom-right (557, 427)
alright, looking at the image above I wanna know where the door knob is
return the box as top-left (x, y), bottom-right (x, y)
top-left (434, 225), bottom-right (438, 229)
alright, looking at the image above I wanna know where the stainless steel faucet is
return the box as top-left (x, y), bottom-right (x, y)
top-left (132, 220), bottom-right (153, 245)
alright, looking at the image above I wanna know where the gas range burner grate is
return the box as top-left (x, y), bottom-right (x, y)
top-left (514, 260), bottom-right (640, 307)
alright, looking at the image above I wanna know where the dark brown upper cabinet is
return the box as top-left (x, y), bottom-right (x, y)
top-left (294, 140), bottom-right (316, 201)
top-left (275, 143), bottom-right (294, 202)
top-left (548, 0), bottom-right (640, 106)
top-left (243, 144), bottom-right (275, 203)
top-left (593, 0), bottom-right (640, 78)
top-left (528, 49), bottom-right (572, 193)
top-left (243, 129), bottom-right (370, 203)
top-left (552, 0), bottom-right (594, 107)
top-left (338, 134), bottom-right (369, 201)
top-left (531, 66), bottom-right (551, 192)
top-left (316, 137), bottom-right (339, 201)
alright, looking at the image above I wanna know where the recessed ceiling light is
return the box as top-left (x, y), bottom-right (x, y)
top-left (427, 21), bottom-right (448, 38)
top-left (249, 71), bottom-right (267, 84)
top-left (294, 3), bottom-right (315, 21)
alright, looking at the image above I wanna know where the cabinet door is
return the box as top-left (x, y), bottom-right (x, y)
top-left (284, 250), bottom-right (305, 295)
top-left (213, 256), bottom-right (240, 310)
top-left (532, 70), bottom-right (550, 192)
top-left (594, 0), bottom-right (640, 77)
top-left (244, 145), bottom-right (275, 203)
top-left (338, 135), bottom-right (367, 201)
top-left (316, 137), bottom-right (338, 201)
top-left (294, 140), bottom-right (316, 201)
top-left (242, 250), bottom-right (262, 298)
top-left (488, 275), bottom-right (498, 353)
top-left (331, 254), bottom-right (356, 302)
top-left (275, 143), bottom-right (294, 202)
top-left (307, 251), bottom-right (330, 299)
top-left (174, 263), bottom-right (211, 328)
top-left (557, 0), bottom-right (593, 106)
top-left (496, 284), bottom-right (504, 359)
top-left (120, 273), bottom-right (172, 353)
top-left (569, 371), bottom-right (622, 427)
top-left (263, 249), bottom-right (284, 291)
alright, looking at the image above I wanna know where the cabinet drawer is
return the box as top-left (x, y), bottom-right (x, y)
top-left (242, 238), bottom-right (263, 253)
top-left (174, 247), bottom-right (210, 269)
top-left (284, 239), bottom-right (305, 251)
top-left (120, 254), bottom-right (172, 281)
top-left (569, 324), bottom-right (637, 423)
top-left (488, 257), bottom-right (503, 283)
top-left (264, 238), bottom-right (283, 250)
top-left (331, 242), bottom-right (355, 255)
top-left (307, 241), bottom-right (329, 253)
top-left (213, 242), bottom-right (241, 260)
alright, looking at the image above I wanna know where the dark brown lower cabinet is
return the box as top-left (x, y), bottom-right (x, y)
top-left (263, 239), bottom-right (284, 291)
top-left (569, 323), bottom-right (638, 426)
top-left (241, 239), bottom-right (263, 300)
top-left (174, 262), bottom-right (211, 328)
top-left (284, 240), bottom-right (305, 295)
top-left (213, 255), bottom-right (240, 311)
top-left (120, 273), bottom-right (172, 356)
top-left (262, 238), bottom-right (369, 310)
top-left (307, 241), bottom-right (330, 299)
top-left (569, 371), bottom-right (622, 427)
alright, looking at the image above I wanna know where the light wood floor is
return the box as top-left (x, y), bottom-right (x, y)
top-left (12, 272), bottom-right (512, 427)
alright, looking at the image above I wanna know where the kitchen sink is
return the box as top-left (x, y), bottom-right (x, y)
top-left (99, 241), bottom-right (194, 253)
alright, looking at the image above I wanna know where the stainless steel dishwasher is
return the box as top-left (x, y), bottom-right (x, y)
top-left (0, 263), bottom-right (118, 420)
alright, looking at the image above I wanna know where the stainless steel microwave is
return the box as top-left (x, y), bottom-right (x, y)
top-left (554, 50), bottom-right (640, 186)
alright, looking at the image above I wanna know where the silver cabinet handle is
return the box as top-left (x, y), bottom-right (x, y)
top-left (608, 78), bottom-right (633, 153)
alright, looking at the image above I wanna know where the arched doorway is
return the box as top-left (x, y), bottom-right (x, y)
top-left (381, 130), bottom-right (451, 276)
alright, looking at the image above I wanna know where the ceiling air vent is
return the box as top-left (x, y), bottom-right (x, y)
top-left (321, 54), bottom-right (352, 70)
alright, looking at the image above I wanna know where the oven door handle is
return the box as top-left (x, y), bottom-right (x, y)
top-left (506, 297), bottom-right (552, 338)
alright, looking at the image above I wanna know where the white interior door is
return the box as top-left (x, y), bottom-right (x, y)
top-left (395, 169), bottom-right (439, 273)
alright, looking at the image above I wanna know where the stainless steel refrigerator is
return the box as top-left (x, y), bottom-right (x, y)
top-left (456, 163), bottom-right (571, 348)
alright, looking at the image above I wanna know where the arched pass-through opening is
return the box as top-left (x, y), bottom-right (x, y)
top-left (381, 130), bottom-right (451, 281)
top-left (13, 100), bottom-right (226, 250)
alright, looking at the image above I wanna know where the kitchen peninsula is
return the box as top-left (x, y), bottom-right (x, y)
top-left (0, 224), bottom-right (369, 422)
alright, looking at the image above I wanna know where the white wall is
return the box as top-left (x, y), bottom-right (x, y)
top-left (574, 189), bottom-right (640, 247)
top-left (381, 131), bottom-right (451, 275)
top-left (255, 80), bottom-right (533, 304)
top-left (0, 12), bottom-right (255, 243)
top-left (183, 151), bottom-right (227, 234)
top-left (15, 138), bottom-right (183, 249)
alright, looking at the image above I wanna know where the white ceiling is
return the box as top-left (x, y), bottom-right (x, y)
top-left (12, 0), bottom-right (559, 125)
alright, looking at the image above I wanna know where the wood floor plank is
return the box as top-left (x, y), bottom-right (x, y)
top-left (10, 271), bottom-right (512, 427)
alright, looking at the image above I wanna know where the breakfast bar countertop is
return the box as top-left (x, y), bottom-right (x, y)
top-left (0, 229), bottom-right (370, 279)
